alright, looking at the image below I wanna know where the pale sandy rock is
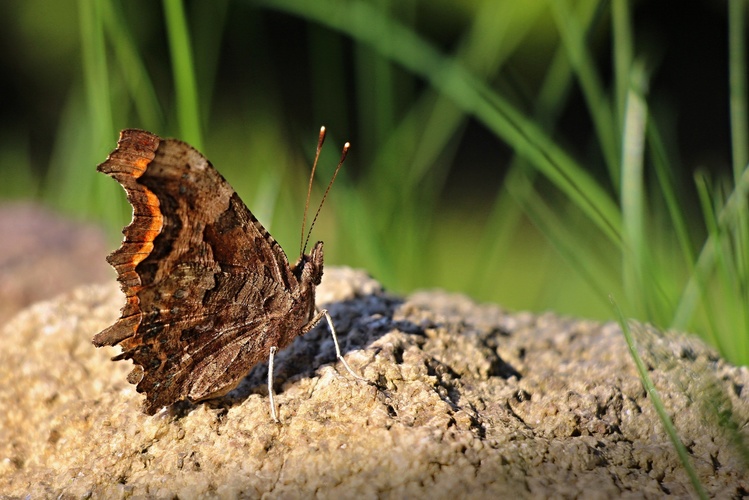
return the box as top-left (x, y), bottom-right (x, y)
top-left (0, 267), bottom-right (747, 498)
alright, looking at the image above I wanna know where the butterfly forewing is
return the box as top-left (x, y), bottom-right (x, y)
top-left (94, 129), bottom-right (324, 414)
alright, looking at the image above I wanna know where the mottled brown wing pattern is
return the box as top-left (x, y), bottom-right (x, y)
top-left (94, 129), bottom-right (324, 415)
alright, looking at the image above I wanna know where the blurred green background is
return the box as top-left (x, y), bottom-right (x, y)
top-left (2, 0), bottom-right (748, 364)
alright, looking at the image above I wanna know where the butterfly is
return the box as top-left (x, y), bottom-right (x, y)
top-left (93, 128), bottom-right (362, 419)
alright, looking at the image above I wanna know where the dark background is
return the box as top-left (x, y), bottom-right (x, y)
top-left (0, 1), bottom-right (734, 186)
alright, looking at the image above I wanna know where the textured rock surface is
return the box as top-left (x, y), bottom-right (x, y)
top-left (1, 267), bottom-right (747, 498)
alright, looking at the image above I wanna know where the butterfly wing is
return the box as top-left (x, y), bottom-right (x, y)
top-left (94, 129), bottom-right (318, 414)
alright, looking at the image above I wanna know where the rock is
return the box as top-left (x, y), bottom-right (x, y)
top-left (0, 267), bottom-right (747, 498)
top-left (0, 202), bottom-right (111, 324)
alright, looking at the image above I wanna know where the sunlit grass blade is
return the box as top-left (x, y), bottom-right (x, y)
top-left (101, 0), bottom-right (164, 130)
top-left (550, 0), bottom-right (620, 184)
top-left (619, 65), bottom-right (647, 314)
top-left (611, 298), bottom-right (708, 500)
top-left (52, 0), bottom-right (118, 221)
top-left (727, 0), bottom-right (749, 363)
top-left (78, 0), bottom-right (113, 145)
top-left (693, 173), bottom-right (727, 353)
top-left (612, 0), bottom-right (634, 130)
top-left (698, 172), bottom-right (749, 362)
top-left (163, 0), bottom-right (203, 148)
top-left (618, 62), bottom-right (675, 324)
top-left (673, 164), bottom-right (749, 337)
top-left (729, 0), bottom-right (748, 179)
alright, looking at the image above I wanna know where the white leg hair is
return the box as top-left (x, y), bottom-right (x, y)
top-left (268, 346), bottom-right (279, 422)
top-left (266, 308), bottom-right (366, 421)
top-left (319, 309), bottom-right (367, 382)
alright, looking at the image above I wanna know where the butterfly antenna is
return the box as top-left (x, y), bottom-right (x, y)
top-left (301, 137), bottom-right (350, 255)
top-left (300, 126), bottom-right (327, 257)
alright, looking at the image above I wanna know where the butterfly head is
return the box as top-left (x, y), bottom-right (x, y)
top-left (295, 240), bottom-right (324, 287)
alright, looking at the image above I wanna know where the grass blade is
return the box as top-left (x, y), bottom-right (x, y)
top-left (550, 0), bottom-right (619, 183)
top-left (259, 0), bottom-right (623, 247)
top-left (729, 0), bottom-right (748, 179)
top-left (611, 298), bottom-right (708, 500)
top-left (101, 0), bottom-right (164, 129)
top-left (620, 63), bottom-right (648, 316)
top-left (163, 0), bottom-right (203, 148)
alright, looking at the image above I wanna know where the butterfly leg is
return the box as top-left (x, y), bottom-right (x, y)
top-left (268, 346), bottom-right (279, 422)
top-left (314, 309), bottom-right (367, 382)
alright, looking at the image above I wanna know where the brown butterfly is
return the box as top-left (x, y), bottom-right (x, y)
top-left (93, 128), bottom-right (362, 419)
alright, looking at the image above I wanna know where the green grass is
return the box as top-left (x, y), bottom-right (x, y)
top-left (258, 0), bottom-right (749, 367)
top-left (4, 0), bottom-right (749, 369)
top-left (613, 299), bottom-right (708, 500)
